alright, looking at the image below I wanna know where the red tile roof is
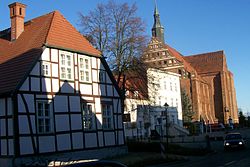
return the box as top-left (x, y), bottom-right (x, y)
top-left (45, 11), bottom-right (100, 56)
top-left (164, 44), bottom-right (197, 74)
top-left (184, 51), bottom-right (226, 74)
top-left (0, 10), bottom-right (101, 95)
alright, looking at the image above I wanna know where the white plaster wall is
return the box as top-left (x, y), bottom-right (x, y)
top-left (18, 116), bottom-right (29, 134)
top-left (98, 132), bottom-right (104, 147)
top-left (30, 62), bottom-right (40, 76)
top-left (8, 139), bottom-right (14, 155)
top-left (8, 119), bottom-right (13, 136)
top-left (17, 94), bottom-right (25, 113)
top-left (99, 84), bottom-right (106, 96)
top-left (70, 114), bottom-right (82, 130)
top-left (107, 85), bottom-right (113, 97)
top-left (39, 136), bottom-right (55, 153)
top-left (82, 96), bottom-right (94, 101)
top-left (1, 140), bottom-right (7, 155)
top-left (85, 133), bottom-right (97, 148)
top-left (98, 59), bottom-right (105, 70)
top-left (30, 77), bottom-right (40, 91)
top-left (36, 95), bottom-right (52, 99)
top-left (147, 69), bottom-right (183, 125)
top-left (0, 99), bottom-right (5, 116)
top-left (93, 83), bottom-right (99, 95)
top-left (118, 115), bottom-right (123, 129)
top-left (0, 120), bottom-right (6, 136)
top-left (41, 48), bottom-right (50, 61)
top-left (74, 53), bottom-right (78, 66)
top-left (118, 131), bottom-right (124, 145)
top-left (106, 73), bottom-right (112, 84)
top-left (104, 132), bottom-right (115, 146)
top-left (114, 88), bottom-right (119, 97)
top-left (75, 81), bottom-right (79, 92)
top-left (55, 115), bottom-right (70, 132)
top-left (51, 48), bottom-right (58, 62)
top-left (52, 79), bottom-right (59, 93)
top-left (60, 81), bottom-right (75, 93)
top-left (54, 95), bottom-right (68, 112)
top-left (113, 99), bottom-right (121, 113)
top-left (19, 78), bottom-right (29, 91)
top-left (80, 84), bottom-right (92, 95)
top-left (57, 134), bottom-right (71, 151)
top-left (51, 63), bottom-right (58, 77)
top-left (72, 132), bottom-right (83, 149)
top-left (24, 94), bottom-right (35, 113)
top-left (96, 114), bottom-right (102, 129)
top-left (7, 98), bottom-right (12, 115)
top-left (92, 57), bottom-right (97, 69)
top-left (74, 66), bottom-right (78, 80)
top-left (18, 115), bottom-right (35, 135)
top-left (69, 96), bottom-right (80, 112)
top-left (20, 137), bottom-right (34, 155)
top-left (92, 70), bottom-right (98, 82)
top-left (42, 78), bottom-right (51, 92)
top-left (94, 98), bottom-right (102, 129)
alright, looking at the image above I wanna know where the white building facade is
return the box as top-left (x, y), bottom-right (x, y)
top-left (123, 68), bottom-right (184, 139)
top-left (147, 68), bottom-right (183, 127)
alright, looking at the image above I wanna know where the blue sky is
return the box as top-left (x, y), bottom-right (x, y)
top-left (1, 0), bottom-right (249, 114)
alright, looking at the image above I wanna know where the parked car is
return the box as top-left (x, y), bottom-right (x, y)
top-left (63, 160), bottom-right (127, 167)
top-left (224, 132), bottom-right (246, 151)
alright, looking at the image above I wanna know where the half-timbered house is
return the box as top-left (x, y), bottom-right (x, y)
top-left (0, 2), bottom-right (125, 167)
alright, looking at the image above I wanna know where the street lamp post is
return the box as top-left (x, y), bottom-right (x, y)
top-left (164, 103), bottom-right (169, 147)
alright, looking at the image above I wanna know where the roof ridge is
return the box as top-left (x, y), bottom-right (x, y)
top-left (186, 50), bottom-right (224, 57)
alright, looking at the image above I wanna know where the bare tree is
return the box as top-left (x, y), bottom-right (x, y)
top-left (79, 3), bottom-right (111, 55)
top-left (78, 0), bottom-right (147, 86)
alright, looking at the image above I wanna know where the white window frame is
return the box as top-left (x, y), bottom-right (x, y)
top-left (36, 101), bottom-right (53, 134)
top-left (59, 51), bottom-right (73, 80)
top-left (102, 104), bottom-right (113, 129)
top-left (41, 62), bottom-right (50, 76)
top-left (82, 103), bottom-right (96, 130)
top-left (79, 55), bottom-right (91, 82)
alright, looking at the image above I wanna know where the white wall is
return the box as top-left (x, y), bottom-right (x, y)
top-left (147, 68), bottom-right (183, 126)
top-left (16, 47), bottom-right (124, 155)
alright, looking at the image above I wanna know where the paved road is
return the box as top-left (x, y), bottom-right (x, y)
top-left (149, 137), bottom-right (250, 167)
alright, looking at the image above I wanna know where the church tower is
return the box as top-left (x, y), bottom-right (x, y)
top-left (151, 0), bottom-right (165, 43)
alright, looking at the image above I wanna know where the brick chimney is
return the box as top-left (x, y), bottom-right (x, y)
top-left (8, 2), bottom-right (26, 41)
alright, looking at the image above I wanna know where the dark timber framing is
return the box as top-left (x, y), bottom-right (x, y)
top-left (0, 47), bottom-right (124, 158)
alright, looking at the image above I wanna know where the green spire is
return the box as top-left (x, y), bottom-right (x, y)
top-left (152, 0), bottom-right (165, 43)
top-left (154, 0), bottom-right (159, 15)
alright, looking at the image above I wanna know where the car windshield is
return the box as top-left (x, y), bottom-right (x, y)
top-left (225, 134), bottom-right (242, 140)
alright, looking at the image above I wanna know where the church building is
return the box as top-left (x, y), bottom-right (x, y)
top-left (141, 3), bottom-right (238, 125)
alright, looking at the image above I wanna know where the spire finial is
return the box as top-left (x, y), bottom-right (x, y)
top-left (152, 0), bottom-right (165, 43)
top-left (154, 0), bottom-right (159, 15)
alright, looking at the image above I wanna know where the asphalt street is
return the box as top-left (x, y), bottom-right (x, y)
top-left (150, 139), bottom-right (250, 167)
